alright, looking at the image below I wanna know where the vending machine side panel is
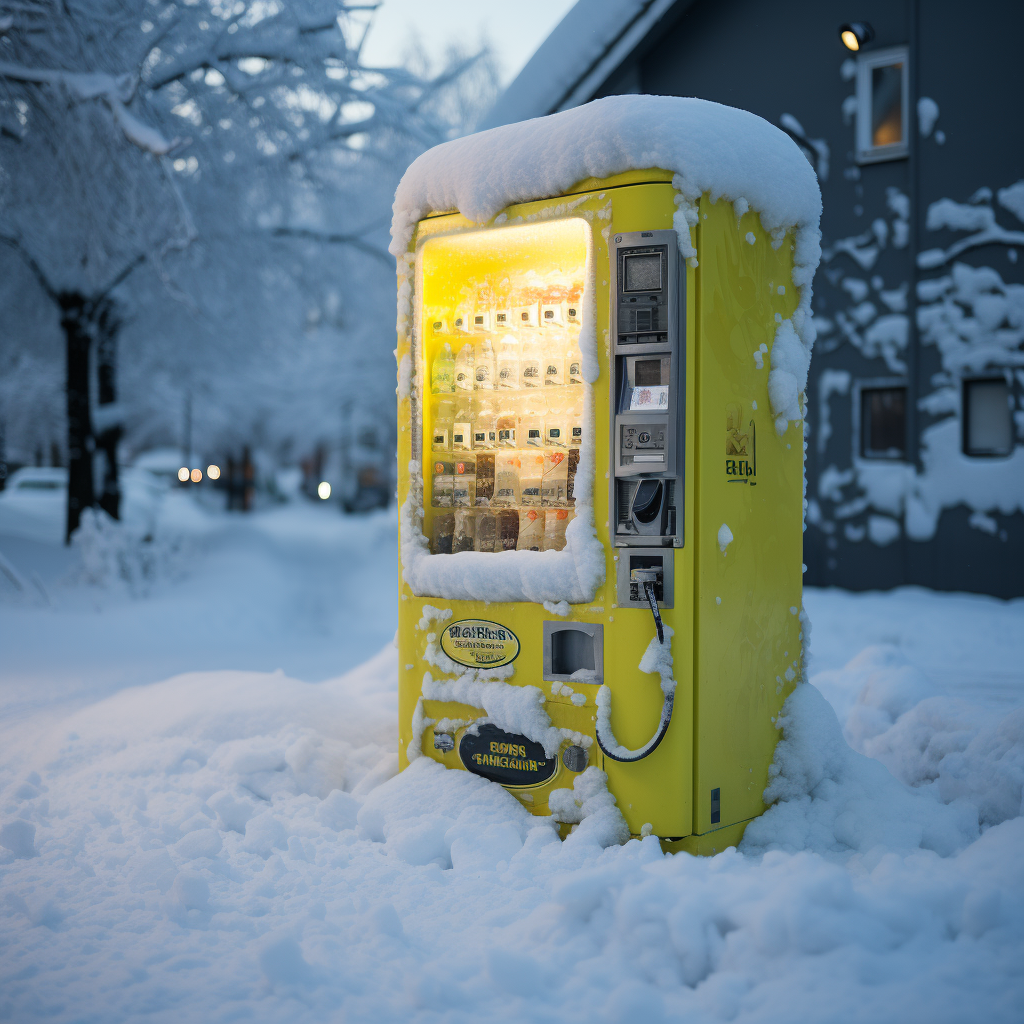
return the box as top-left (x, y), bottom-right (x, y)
top-left (691, 196), bottom-right (805, 839)
top-left (598, 186), bottom-right (696, 840)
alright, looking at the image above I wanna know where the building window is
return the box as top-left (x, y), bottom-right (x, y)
top-left (963, 378), bottom-right (1013, 456)
top-left (860, 386), bottom-right (907, 459)
top-left (856, 46), bottom-right (909, 163)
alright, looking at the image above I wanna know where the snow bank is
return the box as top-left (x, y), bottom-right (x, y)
top-left (743, 683), bottom-right (979, 858)
top-left (3, 556), bottom-right (1023, 1022)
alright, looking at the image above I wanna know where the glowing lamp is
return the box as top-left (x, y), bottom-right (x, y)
top-left (207, 465), bottom-right (221, 480)
top-left (317, 481), bottom-right (331, 500)
top-left (191, 468), bottom-right (203, 483)
top-left (178, 467), bottom-right (190, 482)
top-left (839, 22), bottom-right (874, 51)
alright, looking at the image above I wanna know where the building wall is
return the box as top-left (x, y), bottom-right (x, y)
top-left (592, 0), bottom-right (1024, 597)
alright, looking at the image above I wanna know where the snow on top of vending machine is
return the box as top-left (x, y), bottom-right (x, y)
top-left (390, 94), bottom-right (822, 266)
top-left (392, 95), bottom-right (823, 435)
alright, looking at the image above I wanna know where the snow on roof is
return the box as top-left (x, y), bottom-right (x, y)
top-left (391, 94), bottom-right (822, 264)
top-left (478, 0), bottom-right (680, 132)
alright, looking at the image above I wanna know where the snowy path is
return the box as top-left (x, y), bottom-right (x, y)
top-left (0, 501), bottom-right (1022, 1023)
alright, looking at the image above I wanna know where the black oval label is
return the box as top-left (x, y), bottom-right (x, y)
top-left (459, 724), bottom-right (556, 789)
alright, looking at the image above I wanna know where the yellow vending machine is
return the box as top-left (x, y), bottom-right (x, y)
top-left (394, 111), bottom-right (812, 852)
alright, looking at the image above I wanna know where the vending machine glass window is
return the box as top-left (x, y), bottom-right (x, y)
top-left (416, 219), bottom-right (590, 561)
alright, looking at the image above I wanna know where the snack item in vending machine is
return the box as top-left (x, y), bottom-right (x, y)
top-left (493, 451), bottom-right (521, 505)
top-left (453, 509), bottom-right (476, 552)
top-left (516, 508), bottom-right (544, 550)
top-left (496, 392), bottom-right (518, 446)
top-left (474, 452), bottom-right (494, 504)
top-left (520, 451), bottom-right (544, 506)
top-left (474, 511), bottom-right (497, 552)
top-left (452, 456), bottom-right (476, 507)
top-left (541, 450), bottom-right (567, 506)
top-left (498, 509), bottom-right (519, 550)
top-left (543, 508), bottom-right (572, 551)
top-left (566, 448), bottom-right (579, 506)
top-left (431, 458), bottom-right (453, 507)
top-left (431, 511), bottom-right (454, 554)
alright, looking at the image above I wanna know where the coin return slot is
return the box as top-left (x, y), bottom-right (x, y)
top-left (543, 621), bottom-right (604, 683)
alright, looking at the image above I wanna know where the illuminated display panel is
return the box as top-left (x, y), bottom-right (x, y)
top-left (417, 219), bottom-right (589, 555)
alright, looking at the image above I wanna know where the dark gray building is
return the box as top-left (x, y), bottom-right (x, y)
top-left (483, 0), bottom-right (1024, 598)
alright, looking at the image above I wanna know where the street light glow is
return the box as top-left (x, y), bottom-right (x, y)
top-left (191, 468), bottom-right (203, 483)
top-left (178, 467), bottom-right (190, 482)
top-left (207, 465), bottom-right (221, 480)
top-left (317, 481), bottom-right (331, 500)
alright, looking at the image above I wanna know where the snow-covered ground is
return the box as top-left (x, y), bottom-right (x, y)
top-left (1, 487), bottom-right (1022, 1023)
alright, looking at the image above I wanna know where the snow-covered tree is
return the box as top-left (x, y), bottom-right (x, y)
top-left (0, 0), bottom-right (495, 538)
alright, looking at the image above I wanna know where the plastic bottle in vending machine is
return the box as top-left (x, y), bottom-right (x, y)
top-left (519, 390), bottom-right (545, 448)
top-left (431, 340), bottom-right (455, 393)
top-left (540, 297), bottom-right (566, 387)
top-left (566, 285), bottom-right (585, 384)
top-left (452, 391), bottom-right (473, 452)
top-left (474, 337), bottom-right (496, 390)
top-left (544, 391), bottom-right (567, 448)
top-left (454, 341), bottom-right (475, 392)
top-left (496, 330), bottom-right (520, 389)
top-left (473, 392), bottom-right (497, 450)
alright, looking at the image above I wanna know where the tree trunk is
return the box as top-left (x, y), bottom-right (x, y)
top-left (62, 295), bottom-right (94, 544)
top-left (95, 299), bottom-right (122, 520)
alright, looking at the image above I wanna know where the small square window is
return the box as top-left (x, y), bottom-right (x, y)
top-left (963, 378), bottom-right (1013, 456)
top-left (856, 46), bottom-right (909, 163)
top-left (861, 386), bottom-right (907, 459)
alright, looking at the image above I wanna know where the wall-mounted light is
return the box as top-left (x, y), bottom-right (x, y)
top-left (190, 468), bottom-right (203, 483)
top-left (317, 481), bottom-right (332, 500)
top-left (178, 467), bottom-right (190, 483)
top-left (839, 21), bottom-right (874, 50)
top-left (207, 465), bottom-right (221, 480)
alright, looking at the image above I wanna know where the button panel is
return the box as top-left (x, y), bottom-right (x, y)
top-left (620, 423), bottom-right (666, 465)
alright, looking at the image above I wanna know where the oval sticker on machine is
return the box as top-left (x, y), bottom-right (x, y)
top-left (440, 619), bottom-right (520, 668)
